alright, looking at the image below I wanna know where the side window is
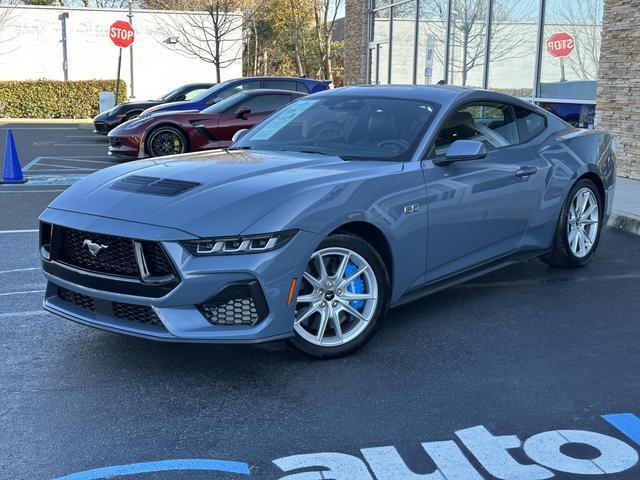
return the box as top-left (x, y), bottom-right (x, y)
top-left (263, 80), bottom-right (298, 92)
top-left (296, 82), bottom-right (309, 93)
top-left (513, 105), bottom-right (546, 143)
top-left (432, 102), bottom-right (520, 157)
top-left (184, 88), bottom-right (208, 101)
top-left (235, 94), bottom-right (292, 114)
top-left (211, 81), bottom-right (261, 104)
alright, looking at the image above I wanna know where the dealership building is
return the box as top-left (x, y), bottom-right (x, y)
top-left (344, 0), bottom-right (639, 179)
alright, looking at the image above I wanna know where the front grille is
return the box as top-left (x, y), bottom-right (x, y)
top-left (58, 287), bottom-right (96, 312)
top-left (141, 242), bottom-right (175, 277)
top-left (57, 287), bottom-right (163, 329)
top-left (58, 227), bottom-right (139, 277)
top-left (198, 297), bottom-right (260, 326)
top-left (197, 281), bottom-right (269, 327)
top-left (53, 226), bottom-right (176, 281)
top-left (112, 302), bottom-right (163, 326)
top-left (94, 122), bottom-right (109, 133)
top-left (108, 137), bottom-right (122, 147)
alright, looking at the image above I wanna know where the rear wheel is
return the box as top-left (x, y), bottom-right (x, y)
top-left (289, 234), bottom-right (390, 358)
top-left (541, 178), bottom-right (602, 267)
top-left (146, 126), bottom-right (188, 157)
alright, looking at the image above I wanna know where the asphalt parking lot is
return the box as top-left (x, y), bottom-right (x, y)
top-left (1, 124), bottom-right (640, 480)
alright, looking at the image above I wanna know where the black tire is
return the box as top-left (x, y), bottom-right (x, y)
top-left (541, 178), bottom-right (603, 268)
top-left (288, 233), bottom-right (391, 359)
top-left (145, 126), bottom-right (188, 157)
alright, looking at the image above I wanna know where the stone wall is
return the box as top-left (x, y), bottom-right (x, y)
top-left (595, 0), bottom-right (640, 179)
top-left (344, 0), bottom-right (368, 86)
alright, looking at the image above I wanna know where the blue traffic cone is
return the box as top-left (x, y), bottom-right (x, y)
top-left (1, 129), bottom-right (27, 184)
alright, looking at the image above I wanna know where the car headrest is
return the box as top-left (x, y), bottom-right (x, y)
top-left (368, 111), bottom-right (396, 139)
top-left (444, 111), bottom-right (476, 129)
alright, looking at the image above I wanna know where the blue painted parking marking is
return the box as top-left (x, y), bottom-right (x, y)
top-left (52, 459), bottom-right (251, 480)
top-left (603, 413), bottom-right (640, 446)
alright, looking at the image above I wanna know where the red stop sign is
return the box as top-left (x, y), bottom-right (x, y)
top-left (547, 32), bottom-right (575, 58)
top-left (109, 20), bottom-right (135, 48)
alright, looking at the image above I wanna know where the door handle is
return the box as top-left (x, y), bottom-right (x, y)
top-left (515, 166), bottom-right (538, 178)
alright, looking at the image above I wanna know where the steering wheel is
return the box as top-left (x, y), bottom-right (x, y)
top-left (376, 139), bottom-right (410, 151)
top-left (313, 124), bottom-right (342, 145)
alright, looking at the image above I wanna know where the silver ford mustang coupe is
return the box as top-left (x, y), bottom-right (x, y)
top-left (40, 85), bottom-right (615, 358)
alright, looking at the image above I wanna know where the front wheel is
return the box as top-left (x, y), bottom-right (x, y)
top-left (541, 178), bottom-right (603, 267)
top-left (289, 234), bottom-right (390, 358)
top-left (146, 126), bottom-right (188, 157)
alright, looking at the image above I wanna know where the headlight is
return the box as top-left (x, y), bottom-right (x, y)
top-left (182, 230), bottom-right (297, 256)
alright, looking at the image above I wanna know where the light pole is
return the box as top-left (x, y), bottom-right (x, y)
top-left (127, 0), bottom-right (135, 98)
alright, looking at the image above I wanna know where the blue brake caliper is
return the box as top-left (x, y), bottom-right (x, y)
top-left (344, 262), bottom-right (364, 321)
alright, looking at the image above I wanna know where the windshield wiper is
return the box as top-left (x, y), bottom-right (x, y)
top-left (228, 145), bottom-right (253, 151)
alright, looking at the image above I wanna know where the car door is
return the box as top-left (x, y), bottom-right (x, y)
top-left (423, 102), bottom-right (543, 281)
top-left (215, 94), bottom-right (294, 142)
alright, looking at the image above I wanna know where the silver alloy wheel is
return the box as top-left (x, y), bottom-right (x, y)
top-left (567, 187), bottom-right (599, 258)
top-left (294, 247), bottom-right (378, 347)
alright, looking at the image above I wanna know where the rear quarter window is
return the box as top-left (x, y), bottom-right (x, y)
top-left (514, 105), bottom-right (547, 143)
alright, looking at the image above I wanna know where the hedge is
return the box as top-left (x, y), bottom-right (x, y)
top-left (0, 80), bottom-right (128, 119)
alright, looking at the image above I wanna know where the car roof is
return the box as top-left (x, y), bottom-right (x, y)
top-left (180, 82), bottom-right (216, 89)
top-left (241, 89), bottom-right (307, 96)
top-left (312, 84), bottom-right (470, 102)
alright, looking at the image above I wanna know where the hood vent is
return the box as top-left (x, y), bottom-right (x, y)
top-left (110, 175), bottom-right (201, 196)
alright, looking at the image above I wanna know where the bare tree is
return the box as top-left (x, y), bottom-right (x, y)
top-left (550, 0), bottom-right (603, 80)
top-left (0, 0), bottom-right (18, 55)
top-left (312, 0), bottom-right (341, 81)
top-left (153, 0), bottom-right (243, 82)
top-left (431, 0), bottom-right (532, 86)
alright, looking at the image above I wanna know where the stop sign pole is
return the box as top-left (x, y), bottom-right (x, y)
top-left (109, 20), bottom-right (135, 105)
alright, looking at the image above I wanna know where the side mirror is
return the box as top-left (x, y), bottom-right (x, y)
top-left (236, 107), bottom-right (251, 119)
top-left (434, 140), bottom-right (487, 166)
top-left (174, 93), bottom-right (186, 101)
top-left (231, 128), bottom-right (249, 143)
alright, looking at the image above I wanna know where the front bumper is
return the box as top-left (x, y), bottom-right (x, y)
top-left (40, 208), bottom-right (322, 343)
top-left (107, 135), bottom-right (140, 158)
top-left (93, 116), bottom-right (122, 135)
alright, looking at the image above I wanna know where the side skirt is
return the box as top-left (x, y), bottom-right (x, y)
top-left (391, 249), bottom-right (549, 309)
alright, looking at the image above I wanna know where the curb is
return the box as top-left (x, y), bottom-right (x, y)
top-left (608, 211), bottom-right (640, 236)
top-left (0, 118), bottom-right (92, 124)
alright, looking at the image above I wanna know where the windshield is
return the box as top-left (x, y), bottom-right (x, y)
top-left (156, 87), bottom-right (181, 102)
top-left (200, 92), bottom-right (248, 114)
top-left (190, 79), bottom-right (236, 103)
top-left (230, 95), bottom-right (439, 161)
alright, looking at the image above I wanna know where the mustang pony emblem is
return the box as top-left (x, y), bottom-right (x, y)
top-left (83, 239), bottom-right (108, 257)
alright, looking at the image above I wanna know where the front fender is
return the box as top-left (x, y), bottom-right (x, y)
top-left (242, 162), bottom-right (429, 303)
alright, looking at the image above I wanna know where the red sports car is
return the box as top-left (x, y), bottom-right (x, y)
top-left (107, 89), bottom-right (306, 158)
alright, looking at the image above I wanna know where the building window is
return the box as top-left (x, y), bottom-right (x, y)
top-left (487, 0), bottom-right (540, 98)
top-left (370, 7), bottom-right (391, 84)
top-left (447, 0), bottom-right (489, 87)
top-left (390, 1), bottom-right (417, 83)
top-left (539, 0), bottom-right (603, 101)
top-left (416, 0), bottom-right (447, 85)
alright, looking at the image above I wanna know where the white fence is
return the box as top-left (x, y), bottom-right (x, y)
top-left (0, 5), bottom-right (243, 99)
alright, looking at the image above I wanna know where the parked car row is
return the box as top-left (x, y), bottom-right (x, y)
top-left (95, 76), bottom-right (332, 159)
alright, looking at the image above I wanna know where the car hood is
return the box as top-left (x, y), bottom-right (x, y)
top-left (46, 150), bottom-right (401, 238)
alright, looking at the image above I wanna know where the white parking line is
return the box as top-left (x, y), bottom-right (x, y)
top-left (54, 143), bottom-right (101, 147)
top-left (0, 310), bottom-right (48, 319)
top-left (0, 290), bottom-right (45, 297)
top-left (0, 189), bottom-right (66, 193)
top-left (0, 267), bottom-right (40, 274)
top-left (0, 229), bottom-right (38, 234)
